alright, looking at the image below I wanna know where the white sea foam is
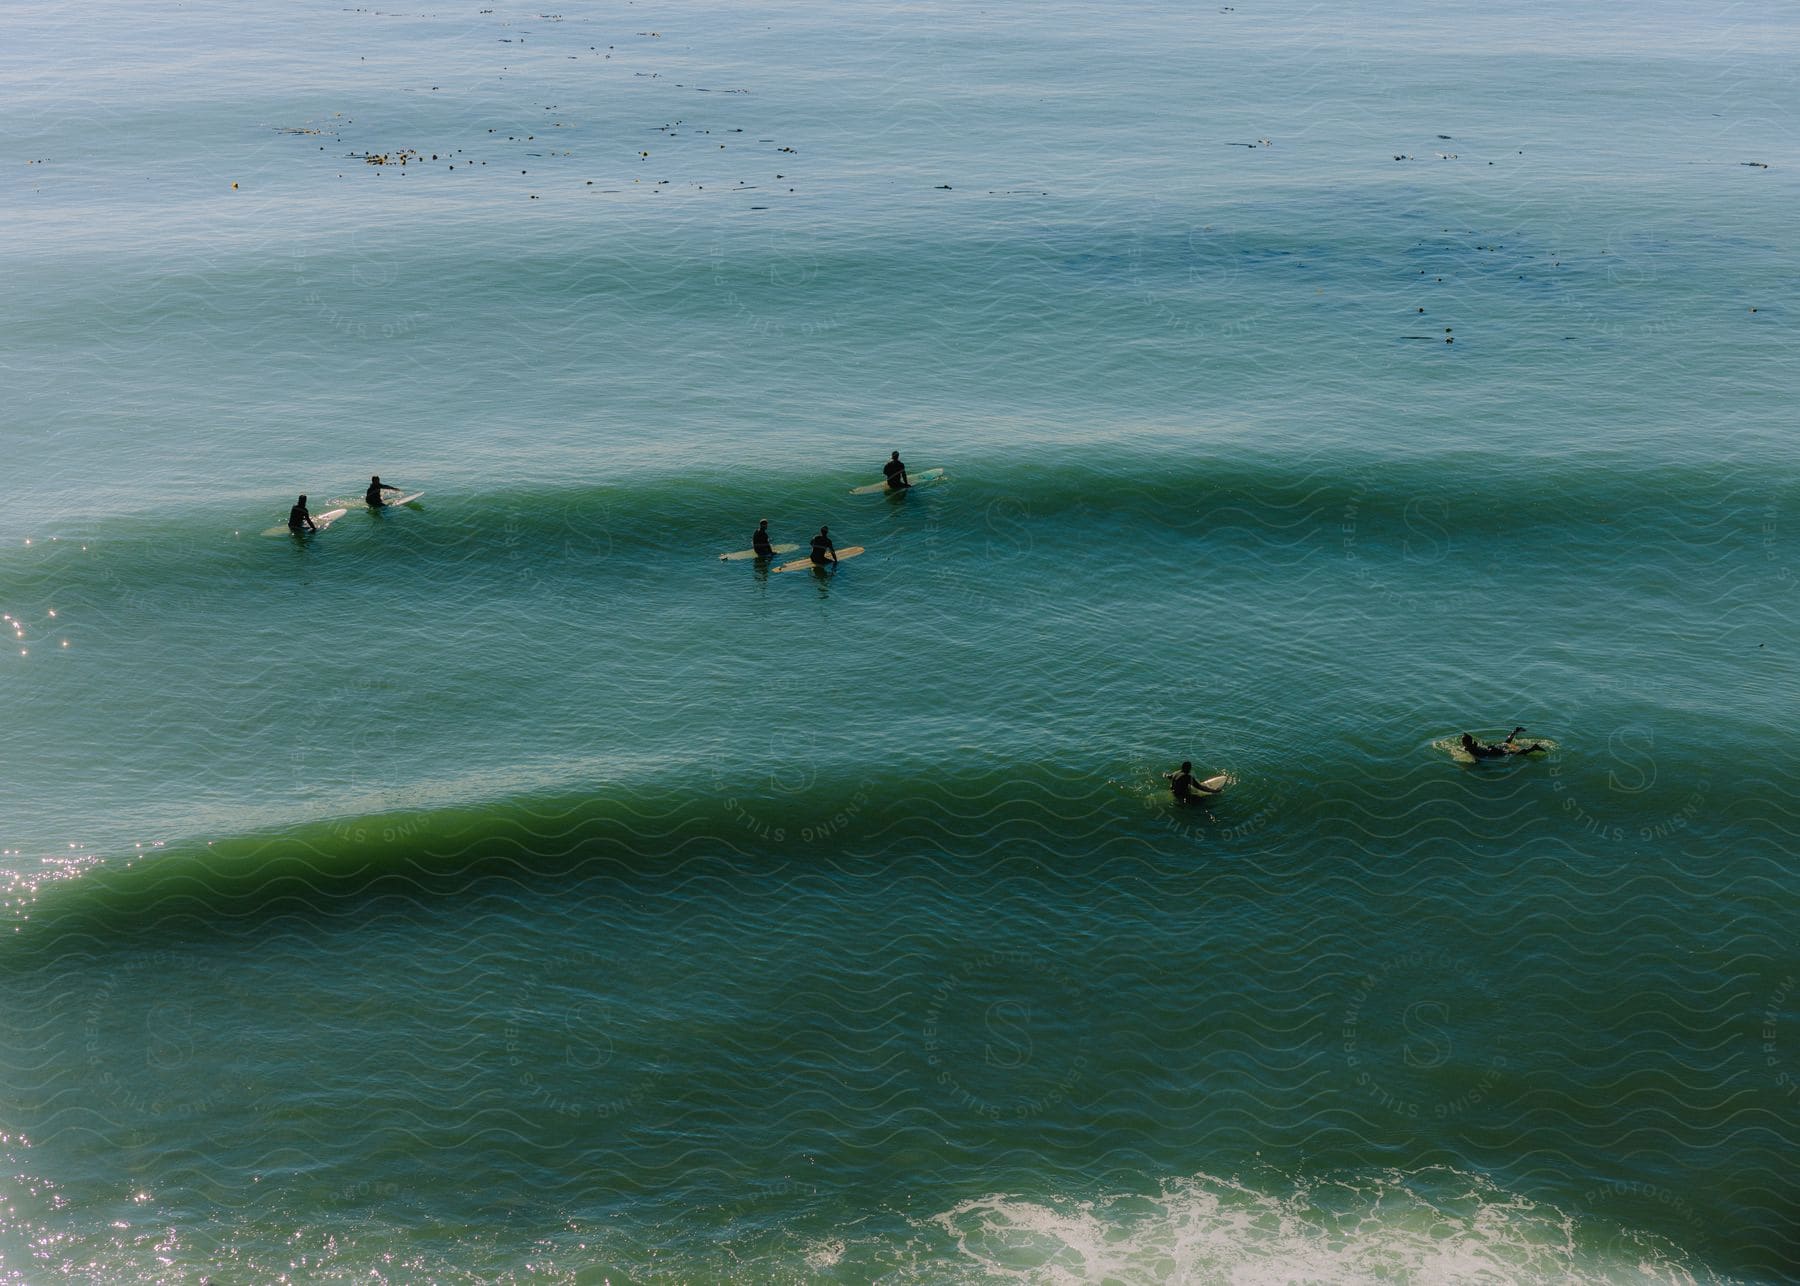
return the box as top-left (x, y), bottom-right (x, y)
top-left (924, 1167), bottom-right (1711, 1284)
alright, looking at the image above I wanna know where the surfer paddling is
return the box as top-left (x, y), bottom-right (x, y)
top-left (1500, 726), bottom-right (1543, 752)
top-left (883, 451), bottom-right (911, 491)
top-left (1459, 729), bottom-right (1546, 759)
top-left (288, 495), bottom-right (319, 534)
top-left (1458, 734), bottom-right (1507, 760)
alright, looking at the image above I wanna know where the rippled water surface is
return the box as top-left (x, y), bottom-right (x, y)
top-left (3, 0), bottom-right (1797, 1279)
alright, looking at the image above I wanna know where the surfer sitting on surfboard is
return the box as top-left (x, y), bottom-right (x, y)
top-left (810, 526), bottom-right (839, 567)
top-left (288, 495), bottom-right (319, 534)
top-left (753, 520), bottom-right (775, 558)
top-left (365, 475), bottom-right (404, 508)
top-left (883, 452), bottom-right (910, 490)
top-left (1165, 761), bottom-right (1211, 803)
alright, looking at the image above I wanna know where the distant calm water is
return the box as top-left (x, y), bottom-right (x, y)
top-left (3, 0), bottom-right (1797, 1279)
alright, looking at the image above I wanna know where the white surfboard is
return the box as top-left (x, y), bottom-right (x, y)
top-left (720, 543), bottom-right (799, 561)
top-left (262, 507), bottom-right (348, 537)
top-left (1167, 773), bottom-right (1228, 803)
top-left (773, 545), bottom-right (866, 573)
top-left (850, 467), bottom-right (945, 495)
top-left (372, 490), bottom-right (424, 508)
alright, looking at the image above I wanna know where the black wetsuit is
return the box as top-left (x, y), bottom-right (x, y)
top-left (366, 483), bottom-right (387, 508)
top-left (753, 530), bottom-right (774, 557)
top-left (810, 533), bottom-right (836, 565)
top-left (1169, 770), bottom-right (1197, 801)
top-left (883, 458), bottom-right (908, 490)
top-left (288, 504), bottom-right (312, 532)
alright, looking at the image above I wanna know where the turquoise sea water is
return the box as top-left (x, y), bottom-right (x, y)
top-left (4, 0), bottom-right (1798, 1279)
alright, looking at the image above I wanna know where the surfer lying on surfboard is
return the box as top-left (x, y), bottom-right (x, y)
top-left (1460, 729), bottom-right (1545, 759)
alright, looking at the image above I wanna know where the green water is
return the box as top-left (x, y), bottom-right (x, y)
top-left (2, 0), bottom-right (1797, 1278)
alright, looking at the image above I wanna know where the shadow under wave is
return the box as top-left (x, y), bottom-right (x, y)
top-left (4, 759), bottom-right (1214, 958)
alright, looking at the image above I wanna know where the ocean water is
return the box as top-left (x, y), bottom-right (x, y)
top-left (3, 0), bottom-right (1798, 1279)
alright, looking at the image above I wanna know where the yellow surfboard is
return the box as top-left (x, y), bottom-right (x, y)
top-left (773, 545), bottom-right (866, 573)
top-left (719, 543), bottom-right (799, 561)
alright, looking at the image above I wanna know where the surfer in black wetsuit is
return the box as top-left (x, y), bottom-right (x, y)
top-left (1460, 731), bottom-right (1543, 759)
top-left (365, 475), bottom-right (401, 508)
top-left (883, 451), bottom-right (910, 490)
top-left (1500, 727), bottom-right (1546, 754)
top-left (1459, 733), bottom-right (1507, 759)
top-left (288, 495), bottom-right (318, 534)
top-left (752, 520), bottom-right (774, 558)
top-left (1165, 761), bottom-right (1201, 802)
top-left (810, 525), bottom-right (838, 566)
